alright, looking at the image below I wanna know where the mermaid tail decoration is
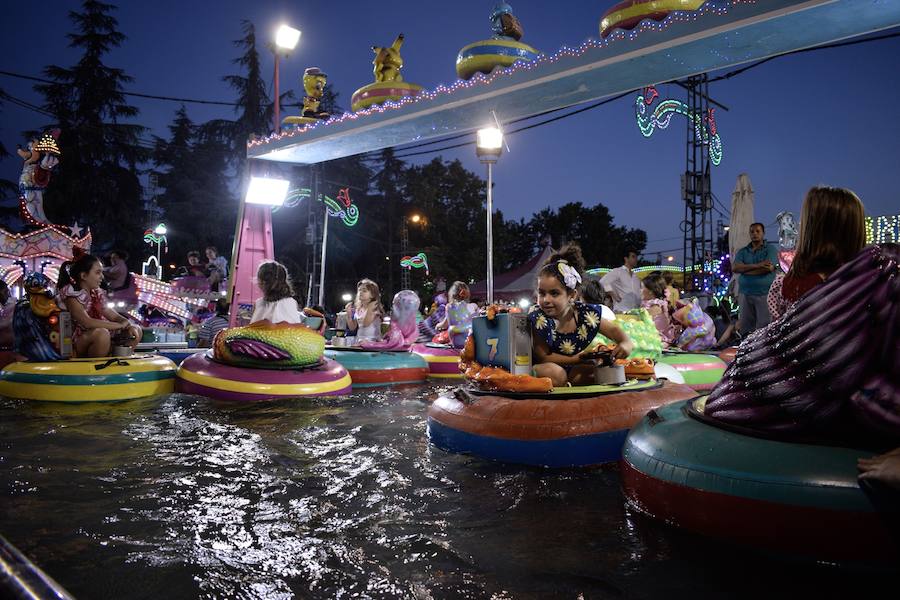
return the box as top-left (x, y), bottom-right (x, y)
top-left (706, 244), bottom-right (900, 439)
top-left (360, 290), bottom-right (420, 351)
top-left (213, 320), bottom-right (324, 368)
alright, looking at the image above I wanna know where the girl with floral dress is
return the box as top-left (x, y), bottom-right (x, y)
top-left (56, 251), bottom-right (142, 357)
top-left (530, 243), bottom-right (633, 387)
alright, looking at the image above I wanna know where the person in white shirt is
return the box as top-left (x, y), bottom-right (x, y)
top-left (600, 248), bottom-right (642, 312)
top-left (250, 261), bottom-right (303, 324)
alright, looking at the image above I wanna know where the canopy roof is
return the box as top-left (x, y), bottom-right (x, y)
top-left (470, 245), bottom-right (554, 301)
top-left (248, 0), bottom-right (900, 165)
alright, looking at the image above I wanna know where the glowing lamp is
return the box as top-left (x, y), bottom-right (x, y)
top-left (410, 214), bottom-right (422, 224)
top-left (518, 298), bottom-right (530, 309)
top-left (341, 293), bottom-right (353, 302)
top-left (245, 176), bottom-right (290, 206)
top-left (476, 127), bottom-right (503, 163)
top-left (666, 255), bottom-right (675, 262)
top-left (154, 223), bottom-right (167, 235)
top-left (275, 24), bottom-right (301, 50)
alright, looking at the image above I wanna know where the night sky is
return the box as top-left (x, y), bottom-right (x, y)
top-left (2, 1), bottom-right (899, 263)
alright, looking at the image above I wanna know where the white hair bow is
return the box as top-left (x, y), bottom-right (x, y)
top-left (557, 262), bottom-right (582, 289)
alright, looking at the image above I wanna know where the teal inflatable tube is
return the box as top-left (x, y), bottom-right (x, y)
top-left (324, 348), bottom-right (428, 388)
top-left (621, 400), bottom-right (898, 563)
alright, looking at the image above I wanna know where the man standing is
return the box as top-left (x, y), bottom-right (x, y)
top-left (732, 222), bottom-right (778, 336)
top-left (600, 248), bottom-right (642, 312)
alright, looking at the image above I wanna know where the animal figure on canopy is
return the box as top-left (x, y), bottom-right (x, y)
top-left (372, 34), bottom-right (406, 83)
top-left (301, 67), bottom-right (330, 119)
top-left (360, 290), bottom-right (420, 351)
top-left (17, 130), bottom-right (61, 225)
top-left (491, 3), bottom-right (523, 41)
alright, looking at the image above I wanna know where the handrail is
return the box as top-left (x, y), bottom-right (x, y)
top-left (0, 534), bottom-right (75, 600)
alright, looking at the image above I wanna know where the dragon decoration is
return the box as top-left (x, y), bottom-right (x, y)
top-left (635, 86), bottom-right (723, 166)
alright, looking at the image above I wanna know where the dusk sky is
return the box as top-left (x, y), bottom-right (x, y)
top-left (2, 1), bottom-right (899, 263)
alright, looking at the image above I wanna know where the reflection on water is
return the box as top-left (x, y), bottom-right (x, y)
top-left (1, 386), bottom-right (895, 599)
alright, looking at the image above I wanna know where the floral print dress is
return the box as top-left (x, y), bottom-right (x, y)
top-left (529, 302), bottom-right (604, 357)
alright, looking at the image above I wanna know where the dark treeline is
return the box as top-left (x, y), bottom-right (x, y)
top-left (0, 1), bottom-right (646, 307)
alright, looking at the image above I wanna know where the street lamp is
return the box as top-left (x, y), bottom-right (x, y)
top-left (154, 223), bottom-right (167, 279)
top-left (476, 127), bottom-right (503, 304)
top-left (273, 23), bottom-right (301, 133)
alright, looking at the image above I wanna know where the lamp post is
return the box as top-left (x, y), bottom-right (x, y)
top-left (273, 24), bottom-right (301, 133)
top-left (153, 223), bottom-right (167, 279)
top-left (476, 127), bottom-right (503, 304)
top-left (400, 213), bottom-right (425, 289)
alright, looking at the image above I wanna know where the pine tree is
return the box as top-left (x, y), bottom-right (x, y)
top-left (34, 0), bottom-right (148, 259)
top-left (223, 20), bottom-right (272, 163)
top-left (152, 108), bottom-right (237, 264)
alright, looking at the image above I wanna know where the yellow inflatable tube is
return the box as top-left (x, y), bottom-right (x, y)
top-left (0, 354), bottom-right (177, 402)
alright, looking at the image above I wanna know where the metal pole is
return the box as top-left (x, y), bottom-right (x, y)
top-left (273, 53), bottom-right (280, 133)
top-left (486, 162), bottom-right (494, 304)
top-left (156, 241), bottom-right (162, 279)
top-left (318, 203), bottom-right (329, 308)
top-left (306, 273), bottom-right (313, 308)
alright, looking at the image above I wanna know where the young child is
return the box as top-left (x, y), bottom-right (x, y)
top-left (198, 298), bottom-right (230, 347)
top-left (181, 250), bottom-right (206, 278)
top-left (250, 261), bottom-right (303, 324)
top-left (344, 279), bottom-right (384, 341)
top-left (530, 243), bottom-right (634, 387)
top-left (662, 271), bottom-right (680, 310)
top-left (640, 273), bottom-right (679, 348)
top-left (205, 246), bottom-right (228, 291)
top-left (57, 251), bottom-right (142, 357)
top-left (435, 281), bottom-right (477, 348)
top-left (767, 186), bottom-right (866, 321)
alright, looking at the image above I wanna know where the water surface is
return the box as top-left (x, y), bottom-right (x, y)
top-left (1, 385), bottom-right (894, 598)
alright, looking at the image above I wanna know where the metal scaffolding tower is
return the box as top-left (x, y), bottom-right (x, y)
top-left (681, 74), bottom-right (715, 293)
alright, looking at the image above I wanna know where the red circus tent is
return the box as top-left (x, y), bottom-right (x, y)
top-left (469, 245), bottom-right (554, 301)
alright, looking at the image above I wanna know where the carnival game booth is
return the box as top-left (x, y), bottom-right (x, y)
top-left (427, 310), bottom-right (698, 467)
top-left (621, 398), bottom-right (898, 564)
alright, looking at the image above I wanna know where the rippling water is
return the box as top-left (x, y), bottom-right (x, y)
top-left (1, 385), bottom-right (895, 599)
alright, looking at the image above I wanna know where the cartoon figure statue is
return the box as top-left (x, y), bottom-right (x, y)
top-left (456, 3), bottom-right (540, 80)
top-left (775, 210), bottom-right (799, 272)
top-left (283, 67), bottom-right (331, 127)
top-left (12, 272), bottom-right (64, 361)
top-left (351, 34), bottom-right (423, 112)
top-left (17, 129), bottom-right (61, 225)
top-left (491, 3), bottom-right (523, 40)
top-left (302, 67), bottom-right (330, 119)
top-left (373, 34), bottom-right (406, 83)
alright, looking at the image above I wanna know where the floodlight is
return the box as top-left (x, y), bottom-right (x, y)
top-left (245, 176), bottom-right (290, 206)
top-left (476, 127), bottom-right (503, 162)
top-left (275, 24), bottom-right (301, 50)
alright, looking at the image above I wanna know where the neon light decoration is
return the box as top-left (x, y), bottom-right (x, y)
top-left (323, 188), bottom-right (359, 227)
top-left (866, 213), bottom-right (899, 244)
top-left (635, 86), bottom-right (723, 165)
top-left (277, 187), bottom-right (359, 226)
top-left (400, 252), bottom-right (429, 275)
top-left (143, 226), bottom-right (168, 247)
